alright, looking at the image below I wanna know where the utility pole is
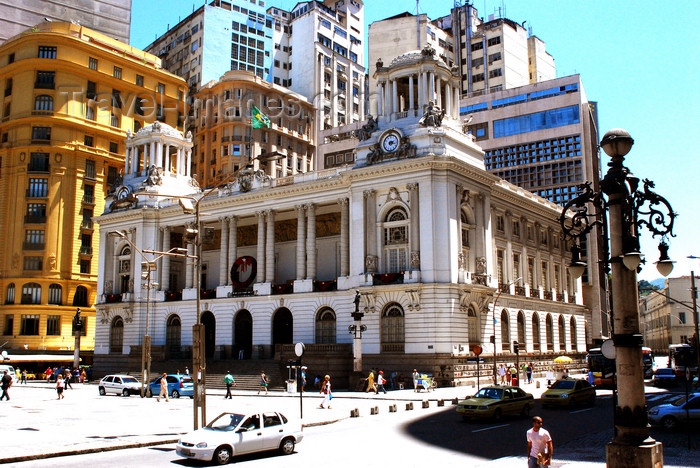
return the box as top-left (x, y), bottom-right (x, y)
top-left (691, 271), bottom-right (699, 373)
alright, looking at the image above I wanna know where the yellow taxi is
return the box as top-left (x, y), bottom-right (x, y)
top-left (457, 385), bottom-right (534, 421)
top-left (541, 378), bottom-right (596, 408)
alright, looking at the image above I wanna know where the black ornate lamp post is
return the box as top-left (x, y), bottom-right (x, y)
top-left (559, 128), bottom-right (676, 467)
top-left (348, 290), bottom-right (367, 377)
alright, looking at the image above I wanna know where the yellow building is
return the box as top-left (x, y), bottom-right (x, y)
top-left (0, 22), bottom-right (186, 357)
top-left (193, 71), bottom-right (315, 187)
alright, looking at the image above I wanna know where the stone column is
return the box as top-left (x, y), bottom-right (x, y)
top-left (407, 183), bottom-right (420, 270)
top-left (408, 75), bottom-right (415, 110)
top-left (256, 211), bottom-right (266, 282)
top-left (219, 216), bottom-right (229, 287)
top-left (436, 77), bottom-right (442, 108)
top-left (161, 226), bottom-right (170, 291)
top-left (358, 75), bottom-right (365, 119)
top-left (306, 203), bottom-right (316, 279)
top-left (392, 80), bottom-right (398, 114)
top-left (186, 150), bottom-right (192, 177)
top-left (265, 210), bottom-right (275, 283)
top-left (132, 147), bottom-right (139, 174)
top-left (164, 144), bottom-right (170, 172)
top-left (385, 82), bottom-right (391, 120)
top-left (444, 83), bottom-right (451, 117)
top-left (150, 141), bottom-right (156, 168)
top-left (125, 147), bottom-right (130, 175)
top-left (421, 72), bottom-right (428, 108)
top-left (505, 211), bottom-right (513, 283)
top-left (339, 198), bottom-right (349, 276)
top-left (185, 242), bottom-right (194, 289)
top-left (156, 141), bottom-right (163, 168)
top-left (364, 190), bottom-right (378, 273)
top-left (227, 216), bottom-right (237, 285)
top-left (428, 72), bottom-right (435, 104)
top-left (377, 83), bottom-right (384, 116)
top-left (453, 85), bottom-right (460, 119)
top-left (296, 205), bottom-right (306, 280)
top-left (331, 56), bottom-right (338, 127)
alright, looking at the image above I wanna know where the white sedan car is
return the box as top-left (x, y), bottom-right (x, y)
top-left (176, 411), bottom-right (303, 465)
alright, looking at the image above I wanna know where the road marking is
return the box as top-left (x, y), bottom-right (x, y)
top-left (570, 408), bottom-right (592, 414)
top-left (472, 423), bottom-right (510, 433)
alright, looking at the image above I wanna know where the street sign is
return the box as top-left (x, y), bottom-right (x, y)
top-left (601, 339), bottom-right (616, 360)
top-left (472, 345), bottom-right (482, 356)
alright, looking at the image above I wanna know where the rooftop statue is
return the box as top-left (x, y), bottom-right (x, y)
top-left (419, 101), bottom-right (446, 128)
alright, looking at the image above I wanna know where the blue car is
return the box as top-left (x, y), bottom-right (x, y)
top-left (148, 374), bottom-right (194, 399)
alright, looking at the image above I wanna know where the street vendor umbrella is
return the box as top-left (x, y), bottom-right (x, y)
top-left (553, 356), bottom-right (573, 363)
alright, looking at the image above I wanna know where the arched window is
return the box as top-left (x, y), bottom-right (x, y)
top-left (546, 314), bottom-right (554, 351)
top-left (73, 286), bottom-right (88, 307)
top-left (570, 317), bottom-right (578, 351)
top-left (532, 313), bottom-right (541, 351)
top-left (48, 284), bottom-right (62, 305)
top-left (315, 307), bottom-right (336, 344)
top-left (517, 311), bottom-right (526, 345)
top-left (110, 316), bottom-right (124, 354)
top-left (382, 207), bottom-right (409, 273)
top-left (21, 283), bottom-right (41, 304)
top-left (166, 315), bottom-right (181, 355)
top-left (460, 206), bottom-right (476, 272)
top-left (381, 303), bottom-right (405, 353)
top-left (558, 315), bottom-right (567, 350)
top-left (34, 95), bottom-right (53, 111)
top-left (5, 283), bottom-right (15, 304)
top-left (117, 246), bottom-right (131, 294)
top-left (500, 309), bottom-right (510, 351)
top-left (467, 305), bottom-right (480, 346)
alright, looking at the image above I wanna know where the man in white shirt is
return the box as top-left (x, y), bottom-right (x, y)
top-left (526, 416), bottom-right (552, 468)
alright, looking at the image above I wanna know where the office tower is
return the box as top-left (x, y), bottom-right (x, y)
top-left (0, 22), bottom-right (185, 355)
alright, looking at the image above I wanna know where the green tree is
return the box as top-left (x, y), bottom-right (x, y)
top-left (638, 279), bottom-right (659, 296)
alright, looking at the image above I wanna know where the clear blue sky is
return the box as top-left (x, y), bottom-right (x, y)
top-left (131, 0), bottom-right (700, 282)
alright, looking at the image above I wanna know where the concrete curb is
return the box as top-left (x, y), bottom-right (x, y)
top-left (0, 438), bottom-right (182, 465)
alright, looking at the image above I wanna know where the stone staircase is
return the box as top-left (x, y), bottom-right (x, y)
top-left (204, 359), bottom-right (287, 391)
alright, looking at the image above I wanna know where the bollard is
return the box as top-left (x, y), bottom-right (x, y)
top-left (536, 381), bottom-right (541, 388)
top-left (437, 399), bottom-right (445, 407)
top-left (422, 400), bottom-right (429, 408)
top-left (389, 404), bottom-right (397, 412)
top-left (406, 402), bottom-right (413, 410)
top-left (350, 408), bottom-right (359, 418)
top-left (471, 381), bottom-right (475, 388)
top-left (452, 397), bottom-right (459, 405)
top-left (370, 406), bottom-right (379, 415)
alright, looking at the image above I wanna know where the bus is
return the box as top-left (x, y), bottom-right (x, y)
top-left (642, 347), bottom-right (655, 379)
top-left (587, 348), bottom-right (616, 387)
top-left (668, 344), bottom-right (697, 378)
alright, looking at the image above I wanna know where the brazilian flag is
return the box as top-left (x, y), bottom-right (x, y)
top-left (251, 105), bottom-right (271, 129)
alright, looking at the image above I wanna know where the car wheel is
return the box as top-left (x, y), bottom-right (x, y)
top-left (493, 408), bottom-right (502, 421)
top-left (661, 416), bottom-right (678, 431)
top-left (99, 386), bottom-right (106, 396)
top-left (520, 404), bottom-right (531, 417)
top-left (279, 437), bottom-right (295, 455)
top-left (122, 388), bottom-right (129, 397)
top-left (213, 445), bottom-right (232, 465)
top-left (171, 389), bottom-right (180, 399)
top-left (147, 388), bottom-right (153, 398)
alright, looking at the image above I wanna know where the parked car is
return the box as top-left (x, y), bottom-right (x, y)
top-left (147, 374), bottom-right (193, 399)
top-left (651, 368), bottom-right (677, 387)
top-left (649, 392), bottom-right (700, 430)
top-left (98, 374), bottom-right (142, 396)
top-left (176, 411), bottom-right (303, 464)
top-left (541, 378), bottom-right (596, 408)
top-left (0, 365), bottom-right (18, 384)
top-left (456, 385), bottom-right (534, 421)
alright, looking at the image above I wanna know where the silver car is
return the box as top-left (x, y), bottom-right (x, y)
top-left (648, 392), bottom-right (700, 430)
top-left (176, 411), bottom-right (303, 465)
top-left (98, 374), bottom-right (141, 397)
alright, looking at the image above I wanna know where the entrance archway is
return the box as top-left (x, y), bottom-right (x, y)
top-left (201, 311), bottom-right (216, 358)
top-left (234, 309), bottom-right (253, 359)
top-left (272, 308), bottom-right (293, 345)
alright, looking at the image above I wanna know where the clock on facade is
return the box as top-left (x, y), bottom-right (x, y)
top-left (381, 132), bottom-right (400, 153)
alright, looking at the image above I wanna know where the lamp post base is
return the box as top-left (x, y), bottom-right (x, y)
top-left (606, 440), bottom-right (663, 468)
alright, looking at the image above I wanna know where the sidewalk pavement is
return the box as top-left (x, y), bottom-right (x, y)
top-left (1, 376), bottom-right (697, 467)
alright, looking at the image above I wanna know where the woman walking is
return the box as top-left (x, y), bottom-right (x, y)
top-left (258, 371), bottom-right (269, 395)
top-left (319, 375), bottom-right (332, 409)
top-left (56, 374), bottom-right (65, 399)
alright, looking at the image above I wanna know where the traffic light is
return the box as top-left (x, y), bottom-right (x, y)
top-left (490, 335), bottom-right (495, 344)
top-left (513, 340), bottom-right (519, 354)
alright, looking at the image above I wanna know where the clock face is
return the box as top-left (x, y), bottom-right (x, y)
top-left (382, 133), bottom-right (400, 153)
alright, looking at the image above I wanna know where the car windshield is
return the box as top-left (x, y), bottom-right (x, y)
top-left (207, 413), bottom-right (246, 431)
top-left (180, 377), bottom-right (193, 384)
top-left (121, 376), bottom-right (138, 383)
top-left (475, 388), bottom-right (503, 399)
top-left (551, 380), bottom-right (576, 389)
top-left (671, 395), bottom-right (690, 407)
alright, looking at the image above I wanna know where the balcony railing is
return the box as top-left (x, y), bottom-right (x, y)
top-left (24, 215), bottom-right (46, 224)
top-left (515, 286), bottom-right (526, 297)
top-left (373, 273), bottom-right (404, 285)
top-left (22, 242), bottom-right (45, 250)
top-left (26, 189), bottom-right (48, 198)
top-left (164, 290), bottom-right (183, 302)
top-left (228, 288), bottom-right (254, 297)
top-left (272, 283), bottom-right (294, 295)
top-left (313, 279), bottom-right (337, 292)
top-left (104, 293), bottom-right (122, 303)
top-left (543, 290), bottom-right (553, 300)
top-left (498, 282), bottom-right (510, 293)
top-left (568, 295), bottom-right (577, 304)
top-left (82, 194), bottom-right (95, 204)
top-left (200, 288), bottom-right (217, 299)
top-left (81, 219), bottom-right (94, 230)
top-left (79, 245), bottom-right (93, 256)
top-left (381, 343), bottom-right (405, 353)
top-left (557, 291), bottom-right (566, 302)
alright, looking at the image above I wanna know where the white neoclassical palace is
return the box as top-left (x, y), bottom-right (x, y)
top-left (94, 50), bottom-right (588, 384)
